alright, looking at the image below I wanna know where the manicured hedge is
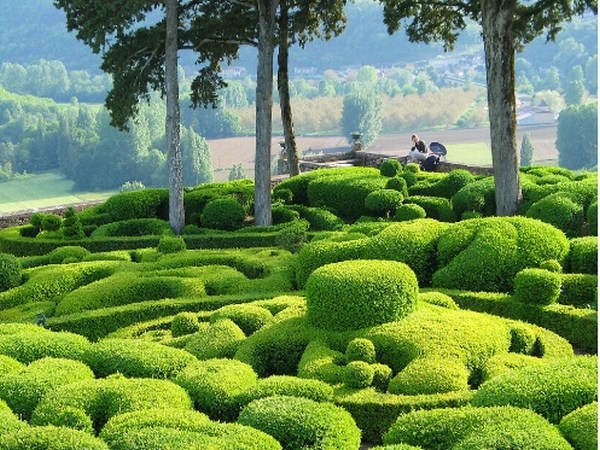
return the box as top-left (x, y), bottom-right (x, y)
top-left (0, 254), bottom-right (21, 293)
top-left (30, 376), bottom-right (193, 432)
top-left (0, 406), bottom-right (25, 437)
top-left (94, 188), bottom-right (169, 223)
top-left (238, 395), bottom-right (361, 450)
top-left (408, 169), bottom-right (475, 199)
top-left (383, 406), bottom-right (572, 450)
top-left (171, 312), bottom-right (201, 337)
top-left (364, 189), bottom-right (405, 217)
top-left (306, 260), bottom-right (419, 331)
top-left (82, 338), bottom-right (197, 378)
top-left (201, 198), bottom-right (247, 231)
top-left (471, 355), bottom-right (597, 423)
top-left (451, 177), bottom-right (496, 217)
top-left (403, 195), bottom-right (456, 222)
top-left (558, 402), bottom-right (597, 450)
top-left (174, 358), bottom-right (257, 421)
top-left (297, 339), bottom-right (346, 385)
top-left (0, 355), bottom-right (23, 377)
top-left (346, 338), bottom-right (377, 363)
top-left (0, 425), bottom-right (110, 450)
top-left (480, 352), bottom-right (548, 382)
top-left (90, 218), bottom-right (173, 238)
top-left (387, 357), bottom-right (470, 395)
top-left (513, 268), bottom-right (562, 305)
top-left (184, 319), bottom-right (246, 360)
top-left (525, 192), bottom-right (585, 237)
top-left (565, 236), bottom-right (597, 274)
top-left (558, 273), bottom-right (598, 308)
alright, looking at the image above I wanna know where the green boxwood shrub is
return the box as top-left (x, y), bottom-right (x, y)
top-left (566, 236), bottom-right (597, 274)
top-left (0, 425), bottom-right (109, 450)
top-left (346, 338), bottom-right (376, 363)
top-left (525, 192), bottom-right (585, 237)
top-left (184, 179), bottom-right (254, 225)
top-left (558, 273), bottom-right (598, 308)
top-left (98, 188), bottom-right (169, 222)
top-left (297, 339), bottom-right (346, 385)
top-left (171, 312), bottom-right (201, 337)
top-left (30, 376), bottom-right (193, 432)
top-left (480, 353), bottom-right (547, 382)
top-left (157, 236), bottom-right (186, 253)
top-left (586, 200), bottom-right (597, 234)
top-left (388, 357), bottom-right (470, 395)
top-left (61, 208), bottom-right (85, 240)
top-left (383, 406), bottom-right (572, 450)
top-left (380, 158), bottom-right (402, 177)
top-left (408, 169), bottom-right (475, 199)
top-left (558, 402), bottom-right (597, 450)
top-left (0, 403), bottom-right (26, 437)
top-left (0, 357), bottom-right (94, 420)
top-left (345, 360), bottom-right (375, 388)
top-left (451, 177), bottom-right (496, 217)
top-left (305, 260), bottom-right (419, 331)
top-left (0, 355), bottom-right (23, 377)
top-left (394, 204), bottom-right (426, 221)
top-left (385, 176), bottom-right (409, 197)
top-left (364, 189), bottom-right (405, 217)
top-left (403, 195), bottom-right (456, 222)
top-left (91, 218), bottom-right (172, 238)
top-left (41, 214), bottom-right (62, 232)
top-left (272, 204), bottom-right (300, 224)
top-left (539, 258), bottom-right (562, 272)
top-left (184, 319), bottom-right (246, 360)
top-left (371, 445), bottom-right (422, 450)
top-left (209, 304), bottom-right (273, 335)
top-left (47, 246), bottom-right (90, 264)
top-left (513, 268), bottom-right (562, 305)
top-left (175, 358), bottom-right (257, 421)
top-left (418, 291), bottom-right (458, 309)
top-left (82, 338), bottom-right (197, 378)
top-left (471, 355), bottom-right (597, 423)
top-left (238, 395), bottom-right (361, 450)
top-left (200, 198), bottom-right (246, 231)
top-left (0, 254), bottom-right (21, 292)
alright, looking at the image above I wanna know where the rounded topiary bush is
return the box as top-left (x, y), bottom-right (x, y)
top-left (171, 312), bottom-right (201, 337)
top-left (82, 338), bottom-right (198, 379)
top-left (471, 355), bottom-right (597, 423)
top-left (387, 357), bottom-right (470, 395)
top-left (451, 177), bottom-right (496, 217)
top-left (236, 375), bottom-right (334, 408)
top-left (394, 203), bottom-right (426, 221)
top-left (558, 273), bottom-right (598, 307)
top-left (539, 259), bottom-right (562, 272)
top-left (0, 404), bottom-right (26, 437)
top-left (380, 158), bottom-right (402, 177)
top-left (508, 323), bottom-right (537, 354)
top-left (184, 319), bottom-right (246, 360)
top-left (41, 214), bottom-right (62, 232)
top-left (272, 204), bottom-right (300, 224)
top-left (238, 395), bottom-right (361, 450)
top-left (200, 198), bottom-right (246, 231)
top-left (0, 254), bottom-right (21, 293)
top-left (0, 328), bottom-right (91, 364)
top-left (100, 188), bottom-right (169, 222)
top-left (90, 218), bottom-right (172, 238)
top-left (385, 176), bottom-right (409, 197)
top-left (47, 246), bottom-right (90, 264)
top-left (344, 360), bottom-right (375, 388)
top-left (0, 355), bottom-right (23, 377)
top-left (566, 236), bottom-right (597, 274)
top-left (418, 291), bottom-right (458, 310)
top-left (305, 260), bottom-right (419, 331)
top-left (0, 357), bottom-right (94, 420)
top-left (525, 192), bottom-right (584, 237)
top-left (513, 268), bottom-right (562, 305)
top-left (586, 200), bottom-right (597, 235)
top-left (364, 189), bottom-right (405, 217)
top-left (0, 425), bottom-right (109, 450)
top-left (175, 358), bottom-right (257, 421)
top-left (157, 236), bottom-right (186, 253)
top-left (558, 402), bottom-right (597, 450)
top-left (403, 195), bottom-right (456, 222)
top-left (346, 338), bottom-right (376, 363)
top-left (209, 304), bottom-right (273, 336)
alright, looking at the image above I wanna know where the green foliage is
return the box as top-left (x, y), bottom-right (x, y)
top-left (472, 355), bottom-right (597, 423)
top-left (210, 304), bottom-right (273, 336)
top-left (0, 404), bottom-right (26, 437)
top-left (91, 218), bottom-right (172, 238)
top-left (383, 406), bottom-right (572, 450)
top-left (557, 102), bottom-right (598, 170)
top-left (394, 204), bottom-right (426, 221)
top-left (408, 169), bottom-right (475, 199)
top-left (539, 258), bottom-right (562, 272)
top-left (525, 192), bottom-right (585, 237)
top-left (0, 253), bottom-right (21, 292)
top-left (418, 291), bottom-right (458, 309)
top-left (200, 198), bottom-right (246, 231)
top-left (0, 354), bottom-right (23, 376)
top-left (98, 189), bottom-right (169, 222)
top-left (271, 204), bottom-right (300, 224)
top-left (61, 208), bottom-right (85, 240)
top-left (276, 219), bottom-right (309, 253)
top-left (513, 268), bottom-right (562, 305)
top-left (306, 260), bottom-right (419, 331)
top-left (238, 395), bottom-right (361, 450)
top-left (184, 319), bottom-right (246, 360)
top-left (385, 176), bottom-right (409, 196)
top-left (345, 360), bottom-right (375, 388)
top-left (380, 158), bottom-right (402, 177)
top-left (346, 338), bottom-right (376, 363)
top-left (566, 236), bottom-right (597, 274)
top-left (403, 195), bottom-right (456, 222)
top-left (586, 200), bottom-right (597, 234)
top-left (388, 358), bottom-right (470, 395)
top-left (82, 338), bottom-right (197, 378)
top-left (341, 89), bottom-right (383, 148)
top-left (559, 402), bottom-right (598, 450)
top-left (41, 214), bottom-right (62, 232)
top-left (480, 353), bottom-right (547, 382)
top-left (297, 339), bottom-right (346, 385)
top-left (47, 246), bottom-right (90, 264)
top-left (287, 205), bottom-right (344, 231)
top-left (0, 357), bottom-right (94, 420)
top-left (175, 358), bottom-right (257, 421)
top-left (433, 217), bottom-right (570, 292)
top-left (520, 133), bottom-right (534, 166)
top-left (0, 425), bottom-right (109, 450)
top-left (171, 312), bottom-right (201, 337)
top-left (558, 273), bottom-right (598, 308)
top-left (156, 236), bottom-right (186, 253)
top-left (451, 177), bottom-right (496, 217)
top-left (184, 179), bottom-right (254, 225)
top-left (364, 189), bottom-right (405, 217)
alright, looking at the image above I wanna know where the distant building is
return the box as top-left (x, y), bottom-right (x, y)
top-left (516, 106), bottom-right (557, 125)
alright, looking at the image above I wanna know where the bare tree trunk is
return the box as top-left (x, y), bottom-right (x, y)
top-left (255, 0), bottom-right (278, 226)
top-left (481, 0), bottom-right (522, 216)
top-left (277, 0), bottom-right (300, 177)
top-left (165, 0), bottom-right (184, 233)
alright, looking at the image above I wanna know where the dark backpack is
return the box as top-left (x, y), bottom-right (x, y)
top-left (421, 155), bottom-right (440, 172)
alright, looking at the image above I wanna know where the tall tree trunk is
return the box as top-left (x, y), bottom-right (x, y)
top-left (481, 0), bottom-right (522, 216)
top-left (255, 0), bottom-right (278, 226)
top-left (277, 0), bottom-right (300, 177)
top-left (165, 0), bottom-right (184, 233)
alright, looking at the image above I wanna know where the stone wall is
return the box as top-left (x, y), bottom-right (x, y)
top-left (0, 201), bottom-right (104, 229)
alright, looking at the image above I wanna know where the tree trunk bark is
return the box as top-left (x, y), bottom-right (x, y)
top-left (277, 0), bottom-right (300, 177)
top-left (481, 0), bottom-right (522, 216)
top-left (165, 0), bottom-right (185, 233)
top-left (255, 0), bottom-right (278, 226)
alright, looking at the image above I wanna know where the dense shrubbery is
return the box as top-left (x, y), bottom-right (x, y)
top-left (200, 198), bottom-right (247, 231)
top-left (566, 236), bottom-right (597, 274)
top-left (513, 268), bottom-right (562, 305)
top-left (91, 218), bottom-right (173, 238)
top-left (403, 195), bottom-right (456, 222)
top-left (0, 425), bottom-right (110, 450)
top-left (558, 402), bottom-right (597, 450)
top-left (0, 254), bottom-right (21, 292)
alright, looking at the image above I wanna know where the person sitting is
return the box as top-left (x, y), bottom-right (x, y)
top-left (407, 134), bottom-right (428, 163)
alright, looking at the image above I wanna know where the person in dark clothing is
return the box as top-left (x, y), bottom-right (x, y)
top-left (407, 134), bottom-right (428, 163)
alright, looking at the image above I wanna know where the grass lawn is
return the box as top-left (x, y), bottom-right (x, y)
top-left (0, 172), bottom-right (115, 214)
top-left (444, 142), bottom-right (492, 166)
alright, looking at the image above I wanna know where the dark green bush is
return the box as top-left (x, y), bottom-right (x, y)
top-left (306, 260), bottom-right (418, 331)
top-left (388, 357), bottom-right (470, 395)
top-left (385, 176), bottom-right (409, 197)
top-left (508, 323), bottom-right (538, 354)
top-left (29, 213), bottom-right (45, 229)
top-left (408, 169), bottom-right (475, 199)
top-left (99, 188), bottom-right (169, 222)
top-left (184, 179), bottom-right (254, 225)
top-left (175, 358), bottom-right (257, 421)
top-left (238, 395), bottom-right (361, 450)
top-left (566, 236), bottom-right (597, 274)
top-left (394, 204), bottom-right (426, 221)
top-left (558, 402), bottom-right (597, 450)
top-left (451, 177), bottom-right (496, 217)
top-left (383, 406), bottom-right (572, 450)
top-left (47, 246), bottom-right (90, 264)
top-left (380, 159), bottom-right (402, 177)
top-left (210, 304), bottom-right (273, 336)
top-left (91, 218), bottom-right (172, 238)
top-left (297, 339), bottom-right (346, 385)
top-left (41, 214), bottom-right (62, 232)
top-left (61, 207), bottom-right (85, 240)
top-left (0, 425), bottom-right (109, 450)
top-left (0, 357), bottom-right (94, 420)
top-left (364, 189), bottom-right (405, 217)
top-left (586, 200), bottom-right (597, 234)
top-left (82, 338), bottom-right (197, 378)
top-left (156, 235), bottom-right (186, 253)
top-left (184, 319), bottom-right (246, 360)
top-left (171, 312), bottom-right (201, 337)
top-left (371, 445), bottom-right (422, 450)
top-left (558, 273), bottom-right (597, 308)
top-left (403, 195), bottom-right (456, 222)
top-left (418, 291), bottom-right (458, 309)
top-left (0, 253), bottom-right (21, 292)
top-left (525, 192), bottom-right (585, 237)
top-left (513, 268), bottom-right (562, 305)
top-left (398, 169), bottom-right (418, 188)
top-left (346, 338), bottom-right (376, 363)
top-left (272, 204), bottom-right (300, 224)
top-left (539, 259), bottom-right (562, 272)
top-left (200, 198), bottom-right (246, 231)
top-left (273, 187), bottom-right (293, 204)
top-left (287, 205), bottom-right (344, 231)
top-left (19, 225), bottom-right (39, 238)
top-left (471, 355), bottom-right (597, 423)
top-left (345, 360), bottom-right (375, 388)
